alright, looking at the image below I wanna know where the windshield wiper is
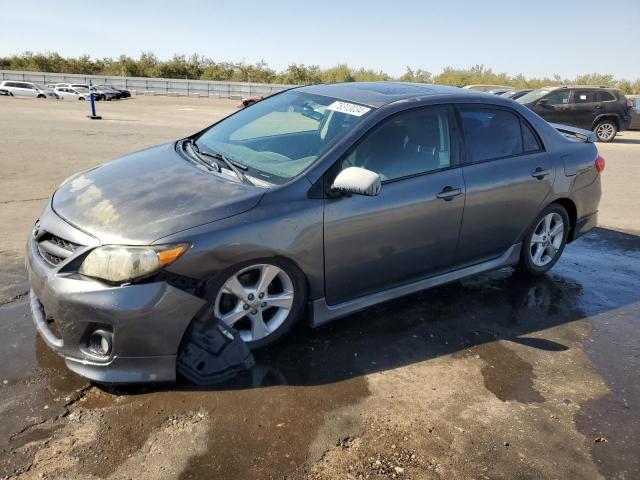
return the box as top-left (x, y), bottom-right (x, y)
top-left (183, 139), bottom-right (220, 172)
top-left (197, 147), bottom-right (254, 186)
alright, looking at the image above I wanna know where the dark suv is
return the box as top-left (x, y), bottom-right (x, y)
top-left (517, 86), bottom-right (631, 142)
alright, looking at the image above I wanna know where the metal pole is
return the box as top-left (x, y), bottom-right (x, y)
top-left (87, 80), bottom-right (101, 120)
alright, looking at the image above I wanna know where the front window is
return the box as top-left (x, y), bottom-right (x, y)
top-left (340, 107), bottom-right (451, 181)
top-left (195, 91), bottom-right (374, 184)
top-left (516, 89), bottom-right (555, 104)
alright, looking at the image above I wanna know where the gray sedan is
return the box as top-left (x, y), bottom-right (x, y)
top-left (26, 83), bottom-right (603, 383)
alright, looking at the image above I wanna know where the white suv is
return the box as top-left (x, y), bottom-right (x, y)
top-left (0, 81), bottom-right (49, 98)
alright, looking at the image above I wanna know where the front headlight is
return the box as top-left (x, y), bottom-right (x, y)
top-left (78, 243), bottom-right (189, 283)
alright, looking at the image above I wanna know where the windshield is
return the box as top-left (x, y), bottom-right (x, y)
top-left (516, 89), bottom-right (554, 104)
top-left (194, 91), bottom-right (374, 184)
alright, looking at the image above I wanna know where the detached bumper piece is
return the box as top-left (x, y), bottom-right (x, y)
top-left (177, 320), bottom-right (255, 385)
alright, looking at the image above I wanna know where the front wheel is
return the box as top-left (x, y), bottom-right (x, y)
top-left (518, 204), bottom-right (569, 276)
top-left (208, 259), bottom-right (307, 349)
top-left (594, 120), bottom-right (617, 142)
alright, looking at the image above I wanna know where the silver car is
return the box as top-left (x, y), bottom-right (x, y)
top-left (0, 80), bottom-right (49, 98)
top-left (54, 86), bottom-right (90, 101)
top-left (27, 83), bottom-right (603, 383)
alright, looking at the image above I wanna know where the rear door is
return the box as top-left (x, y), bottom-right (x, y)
top-left (570, 89), bottom-right (600, 129)
top-left (454, 105), bottom-right (554, 266)
top-left (323, 105), bottom-right (465, 304)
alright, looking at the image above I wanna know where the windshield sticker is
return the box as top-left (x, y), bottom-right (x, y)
top-left (327, 101), bottom-right (371, 117)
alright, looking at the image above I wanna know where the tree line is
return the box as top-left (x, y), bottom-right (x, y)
top-left (1, 52), bottom-right (638, 94)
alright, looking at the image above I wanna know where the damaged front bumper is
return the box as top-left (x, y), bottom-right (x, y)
top-left (26, 204), bottom-right (207, 384)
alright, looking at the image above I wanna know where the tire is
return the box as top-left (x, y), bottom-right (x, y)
top-left (518, 204), bottom-right (569, 276)
top-left (593, 119), bottom-right (617, 142)
top-left (245, 100), bottom-right (256, 107)
top-left (37, 94), bottom-right (46, 99)
top-left (78, 97), bottom-right (85, 101)
top-left (199, 258), bottom-right (307, 349)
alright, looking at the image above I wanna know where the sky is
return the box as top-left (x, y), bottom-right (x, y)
top-left (0, 0), bottom-right (638, 79)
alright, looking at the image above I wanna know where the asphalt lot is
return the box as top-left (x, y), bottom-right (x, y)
top-left (0, 95), bottom-right (639, 479)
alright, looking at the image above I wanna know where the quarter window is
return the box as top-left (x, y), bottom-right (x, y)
top-left (521, 120), bottom-right (541, 152)
top-left (459, 107), bottom-right (527, 162)
top-left (341, 108), bottom-right (451, 181)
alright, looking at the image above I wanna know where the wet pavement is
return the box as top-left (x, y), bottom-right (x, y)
top-left (0, 227), bottom-right (638, 479)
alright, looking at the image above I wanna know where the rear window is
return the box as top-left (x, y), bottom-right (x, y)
top-left (572, 90), bottom-right (599, 103)
top-left (459, 107), bottom-right (540, 162)
top-left (598, 91), bottom-right (616, 102)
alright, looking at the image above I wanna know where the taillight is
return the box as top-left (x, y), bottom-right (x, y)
top-left (595, 154), bottom-right (605, 173)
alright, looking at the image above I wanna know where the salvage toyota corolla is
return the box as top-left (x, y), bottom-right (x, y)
top-left (27, 82), bottom-right (603, 383)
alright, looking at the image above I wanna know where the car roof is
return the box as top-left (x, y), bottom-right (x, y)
top-left (297, 82), bottom-right (474, 108)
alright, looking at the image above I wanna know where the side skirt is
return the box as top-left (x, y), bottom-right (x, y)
top-left (310, 243), bottom-right (522, 328)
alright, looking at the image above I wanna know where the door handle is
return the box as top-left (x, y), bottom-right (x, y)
top-left (436, 186), bottom-right (462, 201)
top-left (531, 167), bottom-right (551, 180)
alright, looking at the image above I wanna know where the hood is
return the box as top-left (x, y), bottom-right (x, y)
top-left (52, 143), bottom-right (264, 244)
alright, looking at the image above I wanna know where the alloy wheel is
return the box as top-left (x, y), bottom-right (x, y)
top-left (595, 123), bottom-right (615, 141)
top-left (214, 264), bottom-right (294, 343)
top-left (529, 212), bottom-right (564, 267)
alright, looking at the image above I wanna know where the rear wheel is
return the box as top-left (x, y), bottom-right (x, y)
top-left (37, 94), bottom-right (46, 99)
top-left (518, 204), bottom-right (569, 276)
top-left (207, 259), bottom-right (307, 349)
top-left (594, 120), bottom-right (617, 142)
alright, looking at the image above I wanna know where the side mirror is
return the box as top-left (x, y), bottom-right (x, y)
top-left (331, 167), bottom-right (381, 197)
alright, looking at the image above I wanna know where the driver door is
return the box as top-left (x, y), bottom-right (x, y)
top-left (323, 106), bottom-right (465, 305)
top-left (532, 89), bottom-right (572, 124)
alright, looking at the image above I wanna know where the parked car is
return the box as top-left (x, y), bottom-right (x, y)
top-left (54, 86), bottom-right (90, 101)
top-left (499, 89), bottom-right (532, 100)
top-left (463, 84), bottom-right (512, 92)
top-left (626, 95), bottom-right (640, 130)
top-left (0, 80), bottom-right (49, 98)
top-left (27, 82), bottom-right (603, 384)
top-left (103, 85), bottom-right (131, 98)
top-left (54, 83), bottom-right (106, 100)
top-left (93, 84), bottom-right (124, 99)
top-left (92, 85), bottom-right (120, 100)
top-left (517, 86), bottom-right (631, 142)
top-left (238, 95), bottom-right (264, 108)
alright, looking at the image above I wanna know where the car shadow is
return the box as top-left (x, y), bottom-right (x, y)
top-left (612, 135), bottom-right (640, 144)
top-left (97, 227), bottom-right (640, 394)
